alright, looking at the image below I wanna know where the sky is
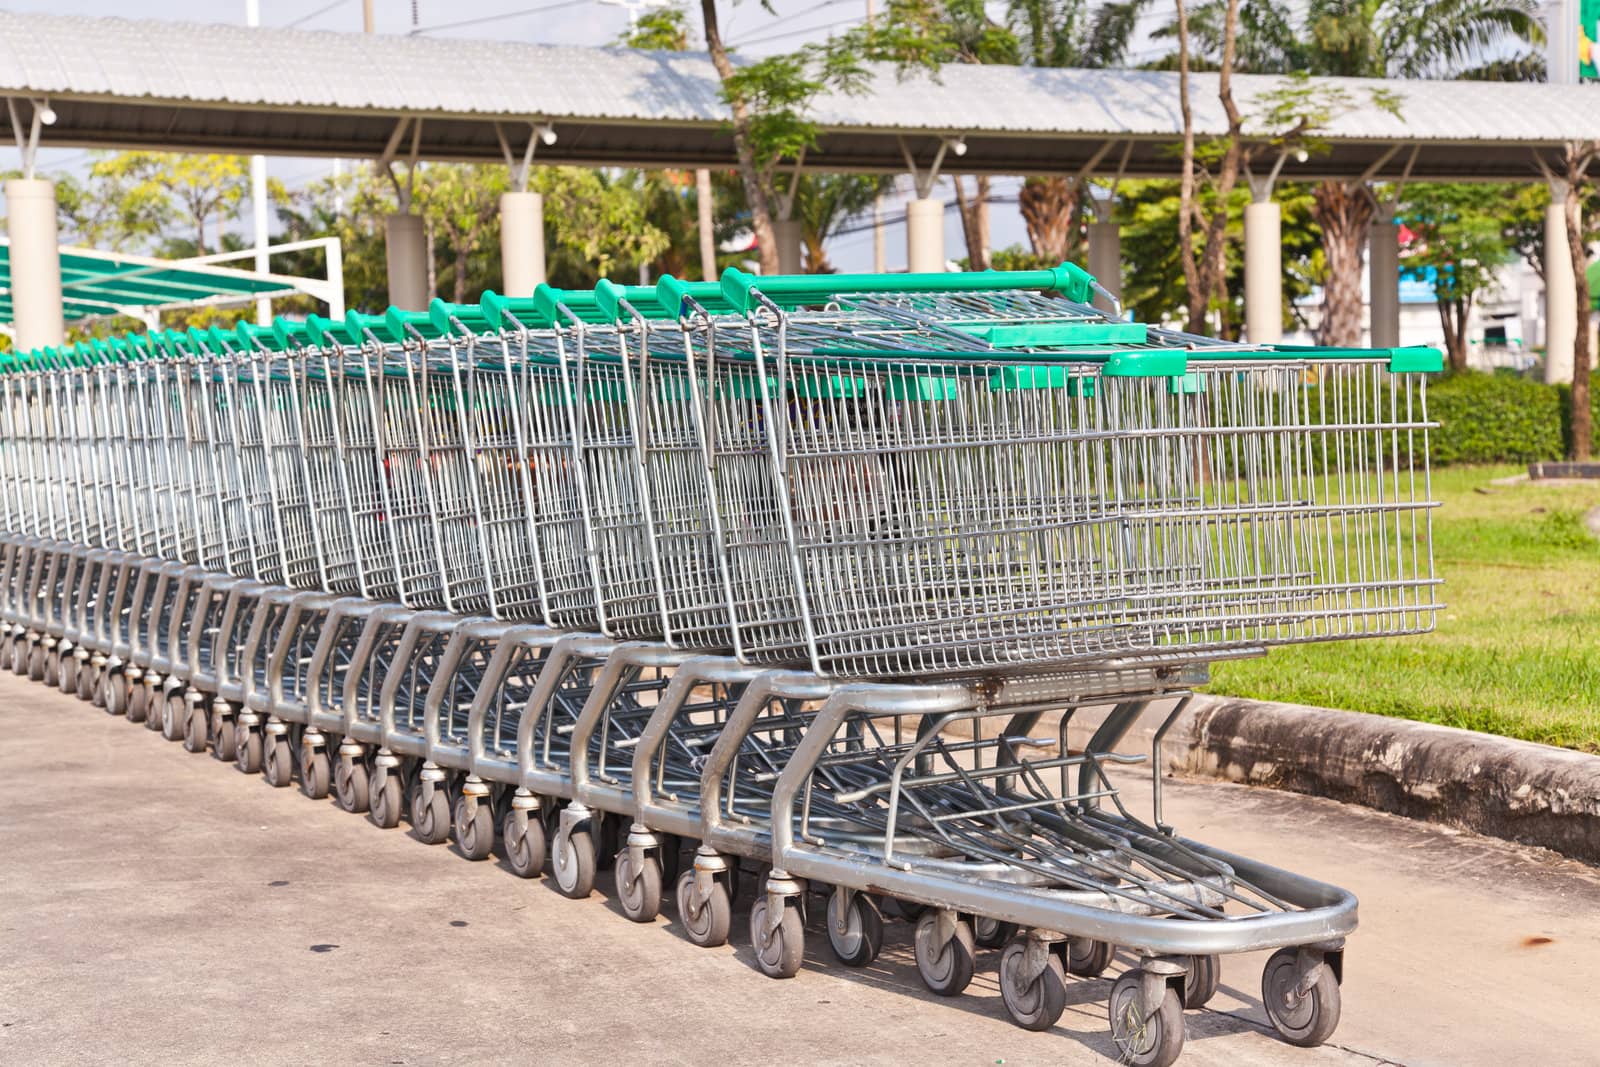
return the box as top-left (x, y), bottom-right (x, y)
top-left (0, 0), bottom-right (1175, 272)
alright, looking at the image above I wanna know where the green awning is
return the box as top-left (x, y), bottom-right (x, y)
top-left (0, 242), bottom-right (297, 325)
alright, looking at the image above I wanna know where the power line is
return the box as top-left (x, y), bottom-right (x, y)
top-left (282, 0), bottom-right (353, 29)
top-left (736, 13), bottom-right (866, 48)
top-left (410, 0), bottom-right (595, 36)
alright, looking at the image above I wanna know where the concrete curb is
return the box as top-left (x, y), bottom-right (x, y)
top-left (1111, 695), bottom-right (1600, 864)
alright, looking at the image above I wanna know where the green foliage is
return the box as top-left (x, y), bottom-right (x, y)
top-left (614, 3), bottom-right (690, 49)
top-left (1116, 179), bottom-right (1321, 335)
top-left (1423, 371), bottom-right (1600, 464)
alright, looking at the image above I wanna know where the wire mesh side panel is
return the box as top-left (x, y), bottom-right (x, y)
top-left (256, 355), bottom-right (326, 590)
top-left (338, 350), bottom-right (405, 603)
top-left (175, 362), bottom-right (227, 571)
top-left (51, 372), bottom-right (97, 546)
top-left (194, 359), bottom-right (254, 576)
top-left (375, 354), bottom-right (448, 609)
top-left (636, 321), bottom-right (730, 651)
top-left (23, 374), bottom-right (63, 540)
top-left (457, 336), bottom-right (545, 620)
top-left (422, 346), bottom-right (492, 615)
top-left (294, 354), bottom-right (362, 594)
top-left (224, 359), bottom-right (287, 585)
top-left (124, 364), bottom-right (174, 560)
top-left (576, 325), bottom-right (664, 639)
top-left (152, 361), bottom-right (204, 565)
top-left (698, 327), bottom-right (809, 667)
top-left (765, 351), bottom-right (1440, 678)
top-left (510, 331), bottom-right (597, 630)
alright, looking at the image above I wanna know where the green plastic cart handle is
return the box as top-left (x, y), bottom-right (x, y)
top-left (656, 274), bottom-right (738, 317)
top-left (235, 321), bottom-right (278, 351)
top-left (385, 306), bottom-right (439, 340)
top-left (1270, 344), bottom-right (1444, 374)
top-left (429, 298), bottom-right (491, 337)
top-left (534, 283), bottom-right (607, 326)
top-left (718, 261), bottom-right (1098, 313)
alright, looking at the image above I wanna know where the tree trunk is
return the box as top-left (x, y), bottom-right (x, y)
top-left (954, 176), bottom-right (991, 270)
top-left (1174, 0), bottom-right (1214, 335)
top-left (700, 0), bottom-right (779, 274)
top-left (1018, 176), bottom-right (1082, 264)
top-left (1437, 298), bottom-right (1469, 372)
top-left (1566, 172), bottom-right (1593, 460)
top-left (1313, 180), bottom-right (1374, 346)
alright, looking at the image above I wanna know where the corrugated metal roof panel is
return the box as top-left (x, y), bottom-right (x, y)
top-left (3, 10), bottom-right (1599, 142)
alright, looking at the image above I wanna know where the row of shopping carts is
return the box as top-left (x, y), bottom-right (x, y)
top-left (0, 262), bottom-right (1442, 1065)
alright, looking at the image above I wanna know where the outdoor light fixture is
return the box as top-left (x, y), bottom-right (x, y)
top-left (1294, 148), bottom-right (1309, 163)
top-left (35, 100), bottom-right (56, 126)
top-left (949, 137), bottom-right (968, 157)
top-left (536, 124), bottom-right (558, 146)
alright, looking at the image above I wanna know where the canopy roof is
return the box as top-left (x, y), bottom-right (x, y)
top-left (0, 241), bottom-right (299, 326)
top-left (1, 11), bottom-right (1598, 180)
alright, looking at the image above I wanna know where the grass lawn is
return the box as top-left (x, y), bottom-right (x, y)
top-left (1206, 465), bottom-right (1600, 752)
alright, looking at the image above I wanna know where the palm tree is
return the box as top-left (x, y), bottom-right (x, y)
top-left (1170, 0), bottom-right (1542, 343)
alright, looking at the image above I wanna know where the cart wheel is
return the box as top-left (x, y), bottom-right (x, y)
top-left (211, 710), bottom-right (237, 762)
top-left (1064, 937), bottom-right (1114, 978)
top-left (369, 772), bottom-right (403, 829)
top-left (751, 897), bottom-right (805, 979)
top-left (1185, 954), bottom-right (1220, 1009)
top-left (974, 916), bottom-right (1017, 950)
top-left (826, 890), bottom-right (884, 968)
top-left (412, 786), bottom-right (450, 844)
top-left (302, 748), bottom-right (331, 800)
top-left (914, 912), bottom-right (977, 997)
top-left (77, 662), bottom-right (96, 701)
top-left (659, 834), bottom-right (683, 886)
top-left (235, 725), bottom-right (263, 774)
top-left (1109, 970), bottom-right (1185, 1067)
top-left (1261, 948), bottom-right (1341, 1048)
top-left (58, 654), bottom-right (78, 694)
top-left (334, 758), bottom-right (369, 813)
top-left (183, 703), bottom-right (209, 753)
top-left (552, 828), bottom-right (596, 898)
top-left (453, 796), bottom-right (495, 861)
top-left (89, 667), bottom-right (107, 707)
top-left (156, 697), bottom-right (180, 739)
top-left (37, 647), bottom-right (55, 685)
top-left (1000, 937), bottom-right (1069, 1031)
top-left (102, 674), bottom-right (123, 716)
top-left (503, 809), bottom-right (546, 877)
top-left (676, 869), bottom-right (731, 947)
top-left (263, 737), bottom-right (294, 788)
top-left (616, 847), bottom-right (663, 923)
top-left (127, 683), bottom-right (148, 723)
top-left (8, 638), bottom-right (23, 674)
top-left (143, 688), bottom-right (163, 731)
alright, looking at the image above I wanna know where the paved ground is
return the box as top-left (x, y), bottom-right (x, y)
top-left (3, 671), bottom-right (1597, 1067)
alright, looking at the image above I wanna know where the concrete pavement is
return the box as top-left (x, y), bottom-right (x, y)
top-left (3, 672), bottom-right (1597, 1066)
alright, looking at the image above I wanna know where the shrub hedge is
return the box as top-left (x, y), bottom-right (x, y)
top-left (1426, 370), bottom-right (1599, 465)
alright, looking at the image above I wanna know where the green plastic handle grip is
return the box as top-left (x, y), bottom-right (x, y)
top-left (718, 261), bottom-right (1098, 313)
top-left (429, 298), bottom-right (491, 337)
top-left (534, 283), bottom-right (607, 326)
top-left (385, 306), bottom-right (439, 340)
top-left (657, 274), bottom-right (737, 317)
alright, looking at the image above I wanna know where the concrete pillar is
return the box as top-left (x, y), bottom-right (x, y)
top-left (384, 212), bottom-right (429, 311)
top-left (1243, 199), bottom-right (1283, 345)
top-left (499, 191), bottom-right (546, 298)
top-left (905, 197), bottom-right (946, 273)
top-left (1368, 213), bottom-right (1400, 349)
top-left (1545, 198), bottom-right (1576, 385)
top-left (5, 178), bottom-right (65, 351)
top-left (774, 219), bottom-right (804, 274)
top-left (1087, 219), bottom-right (1121, 315)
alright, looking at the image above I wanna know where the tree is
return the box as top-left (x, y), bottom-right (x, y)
top-left (846, 0), bottom-right (1147, 267)
top-left (1558, 142), bottom-right (1598, 460)
top-left (1399, 182), bottom-right (1516, 371)
top-left (89, 152), bottom-right (260, 257)
top-left (792, 173), bottom-right (895, 272)
top-left (700, 2), bottom-right (864, 273)
top-left (1118, 178), bottom-right (1321, 336)
top-left (1161, 0), bottom-right (1542, 343)
top-left (412, 164), bottom-right (510, 303)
